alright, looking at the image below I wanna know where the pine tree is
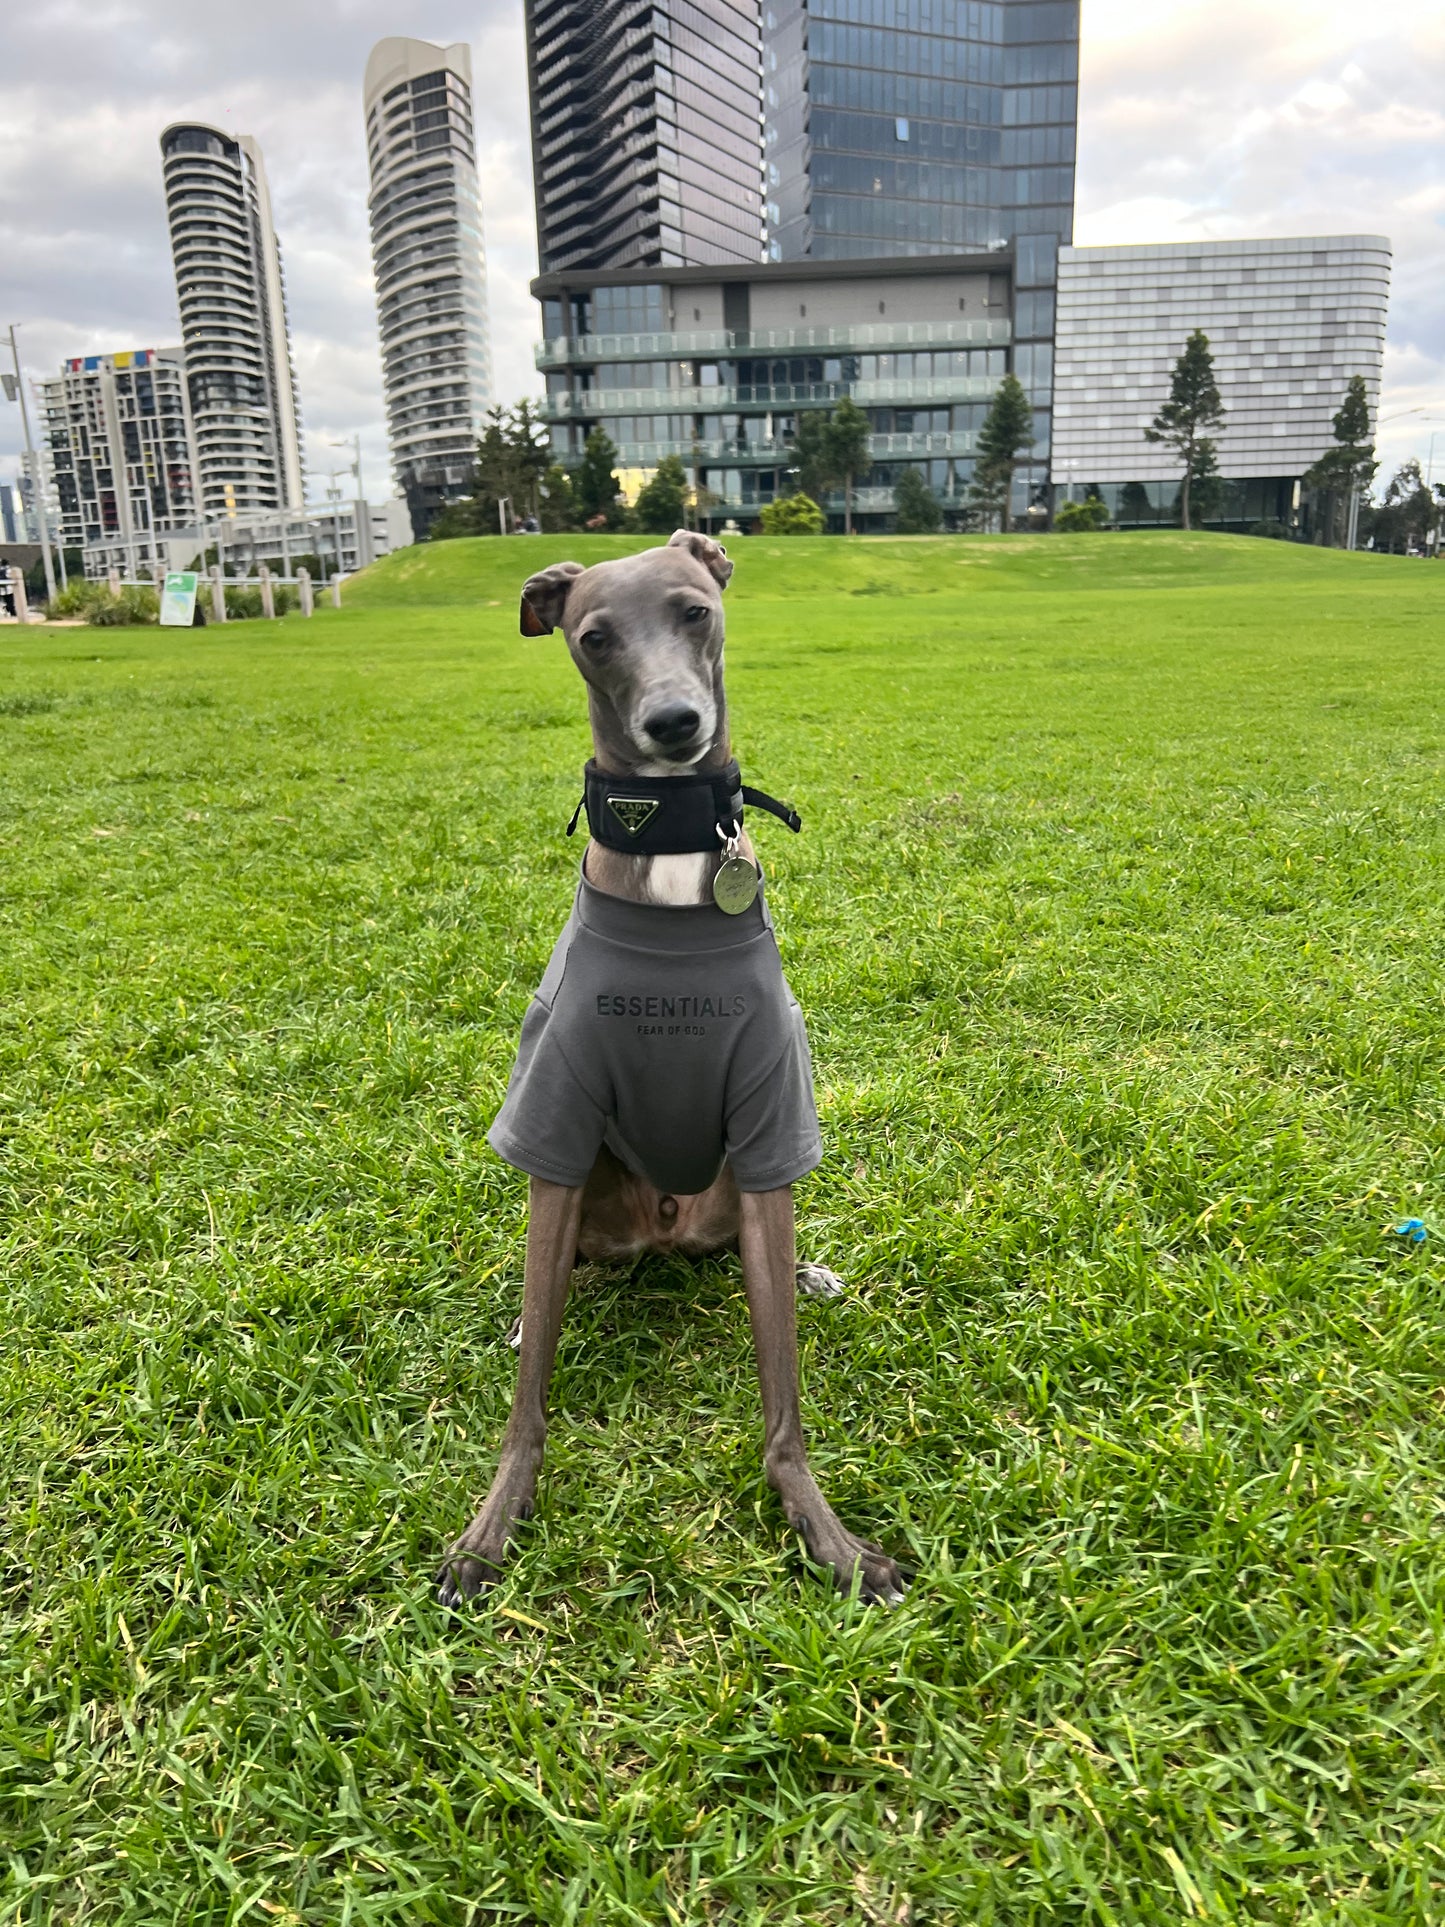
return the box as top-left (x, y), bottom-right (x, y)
top-left (788, 410), bottom-right (833, 504)
top-left (575, 426), bottom-right (623, 527)
top-left (1302, 375), bottom-right (1377, 547)
top-left (825, 397), bottom-right (872, 535)
top-left (971, 374), bottom-right (1034, 533)
top-left (633, 454), bottom-right (690, 533)
top-left (893, 465), bottom-right (942, 533)
top-left (539, 464), bottom-right (576, 533)
top-left (1144, 330), bottom-right (1225, 532)
top-left (1120, 480), bottom-right (1153, 525)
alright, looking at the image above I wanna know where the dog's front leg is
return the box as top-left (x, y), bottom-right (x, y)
top-left (738, 1186), bottom-right (905, 1604)
top-left (438, 1176), bottom-right (584, 1604)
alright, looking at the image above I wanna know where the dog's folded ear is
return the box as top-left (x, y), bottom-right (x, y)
top-left (667, 528), bottom-right (733, 588)
top-left (520, 561), bottom-right (585, 636)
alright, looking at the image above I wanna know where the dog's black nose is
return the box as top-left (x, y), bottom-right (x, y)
top-left (644, 702), bottom-right (701, 748)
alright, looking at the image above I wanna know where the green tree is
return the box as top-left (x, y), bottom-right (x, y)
top-left (788, 410), bottom-right (834, 503)
top-left (574, 425), bottom-right (624, 528)
top-left (428, 403), bottom-right (555, 539)
top-left (507, 400), bottom-right (552, 522)
top-left (1054, 497), bottom-right (1109, 532)
top-left (1362, 460), bottom-right (1438, 554)
top-left (825, 397), bottom-right (872, 535)
top-left (1119, 481), bottom-right (1153, 524)
top-left (1144, 329), bottom-right (1225, 532)
top-left (759, 493), bottom-right (824, 535)
top-left (1169, 438), bottom-right (1224, 526)
top-left (1302, 375), bottom-right (1377, 547)
top-left (538, 464), bottom-right (577, 533)
top-left (892, 465), bottom-right (942, 533)
top-left (971, 374), bottom-right (1034, 533)
top-left (632, 454), bottom-right (690, 533)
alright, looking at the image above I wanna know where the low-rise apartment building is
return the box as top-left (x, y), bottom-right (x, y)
top-left (534, 251), bottom-right (1036, 527)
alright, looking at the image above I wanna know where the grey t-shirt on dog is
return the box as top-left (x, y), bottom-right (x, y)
top-left (488, 871), bottom-right (823, 1195)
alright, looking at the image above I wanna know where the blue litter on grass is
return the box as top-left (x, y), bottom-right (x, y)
top-left (1389, 1218), bottom-right (1428, 1245)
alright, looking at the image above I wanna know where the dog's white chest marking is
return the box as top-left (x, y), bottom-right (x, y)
top-left (646, 853), bottom-right (710, 906)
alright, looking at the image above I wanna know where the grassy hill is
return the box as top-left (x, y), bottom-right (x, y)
top-left (346, 526), bottom-right (1419, 608)
top-left (1, 533), bottom-right (1442, 1922)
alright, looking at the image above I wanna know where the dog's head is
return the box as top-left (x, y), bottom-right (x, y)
top-left (519, 531), bottom-right (733, 767)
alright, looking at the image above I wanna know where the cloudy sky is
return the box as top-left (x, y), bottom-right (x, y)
top-left (2, 0), bottom-right (1440, 501)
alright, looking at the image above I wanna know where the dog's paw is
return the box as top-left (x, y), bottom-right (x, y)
top-left (437, 1552), bottom-right (502, 1609)
top-left (796, 1261), bottom-right (845, 1300)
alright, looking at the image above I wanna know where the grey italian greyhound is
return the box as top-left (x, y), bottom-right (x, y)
top-left (438, 529), bottom-right (905, 1607)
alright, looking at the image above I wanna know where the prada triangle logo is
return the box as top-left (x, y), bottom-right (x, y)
top-left (606, 794), bottom-right (661, 837)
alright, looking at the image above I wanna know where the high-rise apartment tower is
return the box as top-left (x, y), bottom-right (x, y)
top-left (159, 125), bottom-right (305, 518)
top-left (43, 348), bottom-right (199, 560)
top-left (364, 38), bottom-right (493, 538)
top-left (526, 0), bottom-right (764, 273)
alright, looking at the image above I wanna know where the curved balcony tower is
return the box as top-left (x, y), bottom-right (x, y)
top-left (364, 37), bottom-right (493, 539)
top-left (159, 123), bottom-right (305, 518)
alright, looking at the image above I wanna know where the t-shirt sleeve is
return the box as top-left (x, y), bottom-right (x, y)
top-left (725, 999), bottom-right (824, 1192)
top-left (488, 995), bottom-right (609, 1188)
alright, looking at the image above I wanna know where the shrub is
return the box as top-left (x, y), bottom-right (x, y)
top-left (47, 581), bottom-right (158, 625)
top-left (224, 586), bottom-right (264, 620)
top-left (1054, 497), bottom-right (1110, 532)
top-left (48, 580), bottom-right (107, 619)
top-left (759, 493), bottom-right (824, 535)
top-left (88, 585), bottom-right (159, 626)
top-left (1247, 519), bottom-right (1292, 541)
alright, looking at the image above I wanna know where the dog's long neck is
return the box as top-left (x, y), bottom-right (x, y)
top-left (582, 670), bottom-right (754, 907)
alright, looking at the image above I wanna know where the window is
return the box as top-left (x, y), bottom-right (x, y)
top-left (896, 117), bottom-right (910, 141)
top-left (591, 285), bottom-right (667, 334)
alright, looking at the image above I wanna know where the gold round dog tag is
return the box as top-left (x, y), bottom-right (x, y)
top-left (713, 855), bottom-right (759, 915)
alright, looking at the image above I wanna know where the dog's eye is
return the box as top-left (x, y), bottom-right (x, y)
top-left (683, 604), bottom-right (709, 624)
top-left (580, 629), bottom-right (607, 650)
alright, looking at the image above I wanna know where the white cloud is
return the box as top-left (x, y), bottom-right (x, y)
top-left (2, 2), bottom-right (1441, 499)
top-left (0, 2), bottom-right (541, 502)
top-left (1075, 0), bottom-right (1445, 483)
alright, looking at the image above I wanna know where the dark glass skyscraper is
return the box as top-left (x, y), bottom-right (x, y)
top-left (762, 0), bottom-right (1077, 505)
top-left (763, 0), bottom-right (1077, 261)
top-left (527, 0), bottom-right (764, 272)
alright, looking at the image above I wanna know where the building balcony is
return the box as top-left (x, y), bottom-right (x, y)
top-left (542, 374), bottom-right (1000, 418)
top-left (536, 317), bottom-right (1011, 369)
top-left (705, 484), bottom-right (973, 516)
top-left (601, 430), bottom-right (979, 469)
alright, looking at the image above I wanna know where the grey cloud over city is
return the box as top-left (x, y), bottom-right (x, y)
top-left (2, 0), bottom-right (1441, 495)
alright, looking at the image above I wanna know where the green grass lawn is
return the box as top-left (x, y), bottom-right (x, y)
top-left (2, 532), bottom-right (1443, 1924)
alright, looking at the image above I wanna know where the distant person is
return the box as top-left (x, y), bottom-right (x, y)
top-left (522, 514), bottom-right (540, 534)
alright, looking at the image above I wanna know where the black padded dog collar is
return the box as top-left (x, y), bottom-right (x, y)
top-left (566, 757), bottom-right (802, 855)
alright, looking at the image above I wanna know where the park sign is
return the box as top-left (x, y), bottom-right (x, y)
top-left (159, 571), bottom-right (198, 626)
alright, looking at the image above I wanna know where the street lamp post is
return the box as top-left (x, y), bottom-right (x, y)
top-left (6, 324), bottom-right (59, 605)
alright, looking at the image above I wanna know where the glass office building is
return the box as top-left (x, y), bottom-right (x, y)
top-left (526, 0), bottom-right (764, 272)
top-left (534, 252), bottom-right (1014, 528)
top-left (1051, 236), bottom-right (1392, 530)
top-left (762, 0), bottom-right (1077, 508)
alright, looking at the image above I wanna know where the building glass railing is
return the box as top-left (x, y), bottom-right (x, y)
top-left (542, 376), bottom-right (1002, 418)
top-left (535, 317), bottom-right (1011, 368)
top-left (604, 431), bottom-right (979, 467)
